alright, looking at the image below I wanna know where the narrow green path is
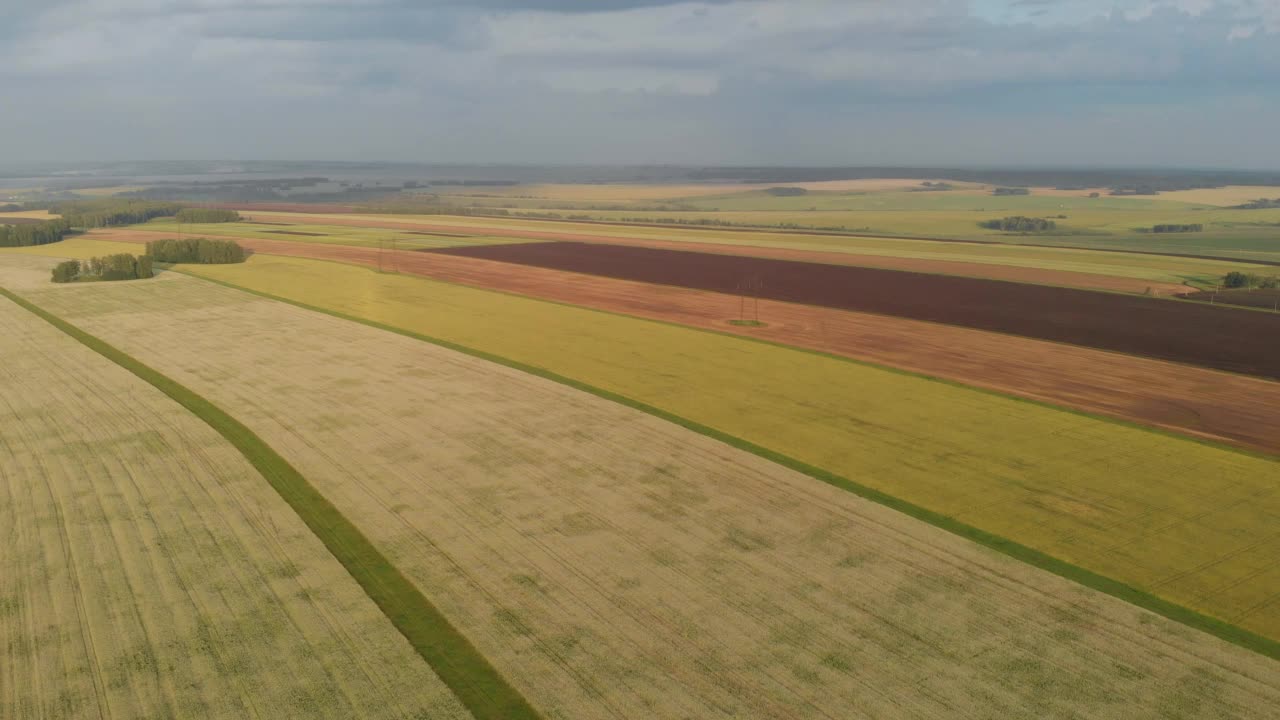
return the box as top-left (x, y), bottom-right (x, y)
top-left (0, 284), bottom-right (542, 720)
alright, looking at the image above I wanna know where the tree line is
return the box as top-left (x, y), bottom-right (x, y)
top-left (1151, 224), bottom-right (1203, 233)
top-left (978, 216), bottom-right (1057, 232)
top-left (992, 187), bottom-right (1030, 196)
top-left (1224, 271), bottom-right (1279, 289)
top-left (175, 208), bottom-right (242, 223)
top-left (52, 254), bottom-right (153, 283)
top-left (146, 237), bottom-right (246, 264)
top-left (1232, 199), bottom-right (1280, 209)
top-left (0, 218), bottom-right (73, 247)
top-left (45, 199), bottom-right (183, 228)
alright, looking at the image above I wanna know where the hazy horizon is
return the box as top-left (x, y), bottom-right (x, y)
top-left (3, 1), bottom-right (1279, 168)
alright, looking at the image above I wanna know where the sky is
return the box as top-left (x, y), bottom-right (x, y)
top-left (1, 0), bottom-right (1278, 168)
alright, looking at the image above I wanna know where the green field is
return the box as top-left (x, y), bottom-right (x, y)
top-left (421, 182), bottom-right (1280, 264)
top-left (160, 249), bottom-right (1280, 647)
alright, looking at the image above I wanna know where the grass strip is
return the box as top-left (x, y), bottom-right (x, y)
top-left (0, 284), bottom-right (542, 720)
top-left (180, 271), bottom-right (1280, 663)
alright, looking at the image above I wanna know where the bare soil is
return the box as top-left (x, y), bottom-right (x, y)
top-left (433, 241), bottom-right (1280, 380)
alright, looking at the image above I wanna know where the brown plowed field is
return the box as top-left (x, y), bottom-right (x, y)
top-left (0, 216), bottom-right (46, 225)
top-left (235, 210), bottom-right (1186, 294)
top-left (89, 229), bottom-right (1280, 454)
top-left (433, 241), bottom-right (1280, 380)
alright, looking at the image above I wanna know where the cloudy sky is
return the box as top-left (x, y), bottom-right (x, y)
top-left (1, 0), bottom-right (1277, 167)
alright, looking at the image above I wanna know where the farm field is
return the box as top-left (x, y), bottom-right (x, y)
top-left (89, 225), bottom-right (1189, 294)
top-left (234, 209), bottom-right (1269, 288)
top-left (0, 272), bottom-right (469, 719)
top-left (0, 210), bottom-right (60, 221)
top-left (133, 216), bottom-right (527, 251)
top-left (28, 235), bottom-right (1280, 454)
top-left (1, 253), bottom-right (1278, 719)
top-left (434, 241), bottom-right (1280, 380)
top-left (420, 182), bottom-right (1280, 259)
top-left (139, 251), bottom-right (1280, 644)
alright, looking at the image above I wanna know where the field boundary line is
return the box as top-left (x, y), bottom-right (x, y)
top-left (177, 269), bottom-right (1280, 663)
top-left (0, 283), bottom-right (542, 720)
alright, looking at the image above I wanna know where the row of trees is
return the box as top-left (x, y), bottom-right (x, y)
top-left (1151, 224), bottom-right (1203, 233)
top-left (0, 218), bottom-right (73, 247)
top-left (993, 187), bottom-right (1030, 196)
top-left (1232, 198), bottom-right (1280, 209)
top-left (175, 208), bottom-right (242, 223)
top-left (1223, 271), bottom-right (1279, 289)
top-left (145, 237), bottom-right (246, 264)
top-left (51, 254), bottom-right (153, 283)
top-left (46, 200), bottom-right (183, 228)
top-left (978, 216), bottom-right (1057, 232)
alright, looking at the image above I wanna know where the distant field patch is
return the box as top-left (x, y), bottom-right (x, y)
top-left (243, 210), bottom-right (1265, 286)
top-left (267, 229), bottom-right (326, 236)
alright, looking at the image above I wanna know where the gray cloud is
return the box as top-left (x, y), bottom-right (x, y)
top-left (0, 0), bottom-right (1278, 167)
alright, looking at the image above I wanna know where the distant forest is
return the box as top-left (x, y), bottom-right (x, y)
top-left (686, 167), bottom-right (1280, 193)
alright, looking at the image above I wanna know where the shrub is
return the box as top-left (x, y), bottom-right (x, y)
top-left (51, 260), bottom-right (80, 283)
top-left (146, 237), bottom-right (246, 264)
top-left (53, 254), bottom-right (152, 283)
top-left (978, 216), bottom-right (1057, 232)
top-left (175, 208), bottom-right (242, 223)
top-left (1223, 271), bottom-right (1280, 289)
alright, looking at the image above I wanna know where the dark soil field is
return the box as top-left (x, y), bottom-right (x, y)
top-left (0, 217), bottom-right (47, 225)
top-left (1184, 288), bottom-right (1280, 311)
top-left (406, 230), bottom-right (471, 238)
top-left (266, 230), bottom-right (325, 237)
top-left (433, 241), bottom-right (1280, 379)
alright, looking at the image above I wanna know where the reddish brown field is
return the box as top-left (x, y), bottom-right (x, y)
top-left (234, 210), bottom-right (1185, 294)
top-left (90, 229), bottom-right (1280, 454)
top-left (0, 217), bottom-right (46, 225)
top-left (433, 241), bottom-right (1280, 380)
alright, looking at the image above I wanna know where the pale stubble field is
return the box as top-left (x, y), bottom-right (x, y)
top-left (0, 277), bottom-right (470, 719)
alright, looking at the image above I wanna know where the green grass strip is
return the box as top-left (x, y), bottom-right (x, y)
top-left (180, 271), bottom-right (1280, 663)
top-left (0, 285), bottom-right (542, 720)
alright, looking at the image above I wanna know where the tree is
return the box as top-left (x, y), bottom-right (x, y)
top-left (50, 260), bottom-right (80, 283)
top-left (146, 237), bottom-right (246, 264)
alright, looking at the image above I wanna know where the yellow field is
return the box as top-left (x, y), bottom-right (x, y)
top-left (2, 252), bottom-right (1278, 718)
top-left (0, 209), bottom-right (59, 220)
top-left (0, 267), bottom-right (469, 719)
top-left (160, 251), bottom-right (1280, 643)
